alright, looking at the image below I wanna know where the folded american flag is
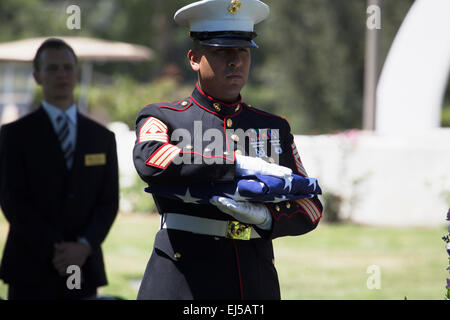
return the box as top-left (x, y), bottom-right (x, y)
top-left (144, 174), bottom-right (322, 204)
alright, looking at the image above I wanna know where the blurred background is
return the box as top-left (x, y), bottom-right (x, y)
top-left (0, 0), bottom-right (449, 299)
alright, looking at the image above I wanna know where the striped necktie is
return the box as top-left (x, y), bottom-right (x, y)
top-left (56, 114), bottom-right (74, 169)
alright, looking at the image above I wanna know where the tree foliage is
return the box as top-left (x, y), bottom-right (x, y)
top-left (253, 0), bottom-right (414, 133)
top-left (1, 0), bottom-right (416, 134)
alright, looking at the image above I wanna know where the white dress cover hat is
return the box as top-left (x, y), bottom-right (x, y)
top-left (174, 0), bottom-right (270, 48)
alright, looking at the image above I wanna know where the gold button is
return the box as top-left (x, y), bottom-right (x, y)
top-left (224, 151), bottom-right (229, 156)
top-left (275, 205), bottom-right (280, 212)
top-left (204, 147), bottom-right (211, 153)
top-left (213, 103), bottom-right (221, 111)
top-left (186, 145), bottom-right (193, 150)
top-left (174, 252), bottom-right (181, 259)
top-left (226, 118), bottom-right (233, 128)
top-left (286, 202), bottom-right (291, 209)
top-left (272, 259), bottom-right (275, 265)
top-left (268, 157), bottom-right (275, 163)
top-left (235, 104), bottom-right (241, 112)
top-left (235, 150), bottom-right (242, 156)
top-left (231, 134), bottom-right (239, 142)
top-left (181, 101), bottom-right (189, 106)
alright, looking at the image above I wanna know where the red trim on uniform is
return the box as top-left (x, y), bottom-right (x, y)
top-left (279, 209), bottom-right (320, 223)
top-left (227, 109), bottom-right (243, 118)
top-left (138, 117), bottom-right (169, 144)
top-left (174, 98), bottom-right (188, 105)
top-left (190, 94), bottom-right (244, 121)
top-left (290, 145), bottom-right (307, 177)
top-left (265, 203), bottom-right (275, 217)
top-left (266, 202), bottom-right (322, 223)
top-left (145, 143), bottom-right (181, 169)
top-left (190, 96), bottom-right (240, 154)
top-left (145, 161), bottom-right (167, 170)
top-left (224, 118), bottom-right (230, 151)
top-left (190, 95), bottom-right (222, 117)
top-left (196, 82), bottom-right (242, 108)
top-left (145, 143), bottom-right (169, 169)
top-left (232, 240), bottom-right (244, 300)
top-left (140, 134), bottom-right (168, 144)
top-left (300, 197), bottom-right (322, 222)
top-left (181, 151), bottom-right (234, 162)
top-left (157, 148), bottom-right (179, 167)
top-left (297, 199), bottom-right (317, 221)
top-left (304, 198), bottom-right (323, 221)
top-left (157, 100), bottom-right (192, 112)
top-left (143, 99), bottom-right (191, 110)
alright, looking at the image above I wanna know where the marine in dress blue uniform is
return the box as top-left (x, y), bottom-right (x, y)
top-left (133, 0), bottom-right (323, 300)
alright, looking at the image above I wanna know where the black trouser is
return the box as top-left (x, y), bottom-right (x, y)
top-left (138, 228), bottom-right (281, 300)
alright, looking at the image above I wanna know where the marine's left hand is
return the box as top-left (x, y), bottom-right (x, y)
top-left (210, 196), bottom-right (272, 230)
top-left (52, 242), bottom-right (91, 276)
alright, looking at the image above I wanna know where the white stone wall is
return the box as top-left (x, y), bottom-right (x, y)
top-left (295, 129), bottom-right (450, 227)
top-left (109, 122), bottom-right (137, 188)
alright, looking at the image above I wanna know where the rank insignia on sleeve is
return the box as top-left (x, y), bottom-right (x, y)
top-left (138, 117), bottom-right (169, 144)
top-left (291, 142), bottom-right (307, 177)
top-left (146, 143), bottom-right (181, 169)
top-left (294, 198), bottom-right (321, 223)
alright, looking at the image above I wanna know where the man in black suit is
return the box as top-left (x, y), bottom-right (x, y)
top-left (0, 38), bottom-right (119, 300)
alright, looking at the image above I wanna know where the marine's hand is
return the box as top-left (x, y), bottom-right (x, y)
top-left (210, 196), bottom-right (272, 230)
top-left (235, 154), bottom-right (292, 179)
top-left (52, 242), bottom-right (91, 276)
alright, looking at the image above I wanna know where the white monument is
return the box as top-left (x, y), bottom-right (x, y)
top-left (376, 0), bottom-right (450, 135)
top-left (299, 0), bottom-right (450, 227)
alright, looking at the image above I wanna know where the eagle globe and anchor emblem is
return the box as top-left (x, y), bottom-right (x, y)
top-left (228, 0), bottom-right (242, 14)
top-left (226, 221), bottom-right (251, 240)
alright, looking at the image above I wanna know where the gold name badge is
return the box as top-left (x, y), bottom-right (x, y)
top-left (84, 153), bottom-right (106, 166)
top-left (226, 221), bottom-right (251, 240)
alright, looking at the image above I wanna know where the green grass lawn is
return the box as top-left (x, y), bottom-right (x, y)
top-left (0, 212), bottom-right (448, 300)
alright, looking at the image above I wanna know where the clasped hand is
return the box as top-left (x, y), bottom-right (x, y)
top-left (52, 242), bottom-right (91, 276)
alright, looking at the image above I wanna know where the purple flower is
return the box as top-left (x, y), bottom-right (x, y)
top-left (447, 208), bottom-right (450, 221)
top-left (447, 278), bottom-right (450, 289)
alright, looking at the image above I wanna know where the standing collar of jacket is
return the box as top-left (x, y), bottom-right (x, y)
top-left (190, 82), bottom-right (244, 117)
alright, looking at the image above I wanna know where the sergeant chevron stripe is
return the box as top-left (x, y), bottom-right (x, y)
top-left (139, 117), bottom-right (169, 143)
top-left (294, 198), bottom-right (321, 223)
top-left (291, 142), bottom-right (307, 177)
top-left (146, 143), bottom-right (181, 169)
